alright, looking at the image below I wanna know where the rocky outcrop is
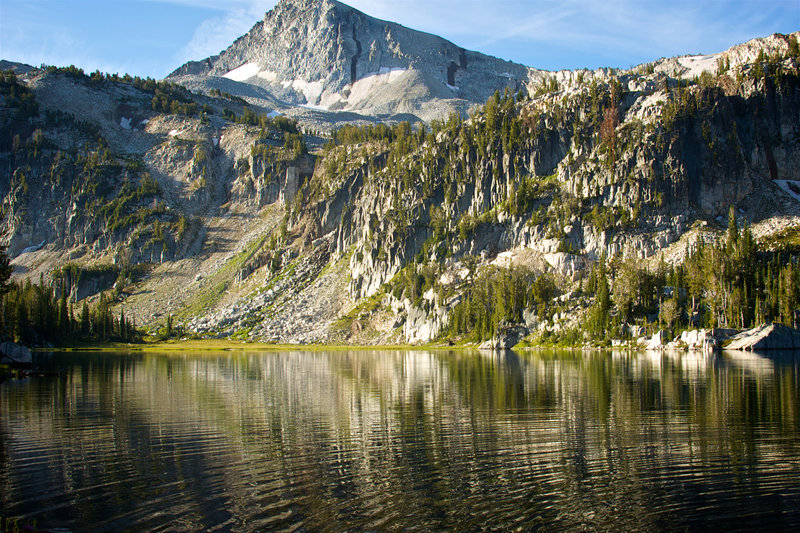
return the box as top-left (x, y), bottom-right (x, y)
top-left (234, 151), bottom-right (315, 208)
top-left (0, 341), bottom-right (33, 366)
top-left (644, 330), bottom-right (669, 350)
top-left (725, 323), bottom-right (800, 351)
top-left (479, 325), bottom-right (528, 350)
top-left (641, 328), bottom-right (739, 351)
top-left (403, 298), bottom-right (449, 344)
top-left (676, 328), bottom-right (737, 351)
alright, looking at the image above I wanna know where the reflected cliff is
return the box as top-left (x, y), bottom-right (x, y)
top-left (1, 349), bottom-right (799, 531)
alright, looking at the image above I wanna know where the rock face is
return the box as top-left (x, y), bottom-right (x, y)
top-left (288, 30), bottom-right (800, 313)
top-left (676, 328), bottom-right (737, 351)
top-left (0, 341), bottom-right (32, 366)
top-left (479, 325), bottom-right (527, 350)
top-left (641, 328), bottom-right (740, 351)
top-left (725, 323), bottom-right (800, 351)
top-left (644, 330), bottom-right (669, 350)
top-left (1, 67), bottom-right (311, 279)
top-left (168, 0), bottom-right (533, 122)
top-left (403, 300), bottom-right (448, 344)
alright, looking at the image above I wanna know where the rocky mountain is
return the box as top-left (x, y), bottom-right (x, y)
top-left (168, 0), bottom-right (533, 124)
top-left (1, 3), bottom-right (799, 347)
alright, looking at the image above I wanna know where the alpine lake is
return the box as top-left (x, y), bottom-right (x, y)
top-left (1, 348), bottom-right (799, 532)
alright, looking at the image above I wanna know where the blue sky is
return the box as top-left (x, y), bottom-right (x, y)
top-left (0, 0), bottom-right (798, 79)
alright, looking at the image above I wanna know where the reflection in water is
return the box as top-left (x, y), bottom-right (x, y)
top-left (1, 349), bottom-right (799, 531)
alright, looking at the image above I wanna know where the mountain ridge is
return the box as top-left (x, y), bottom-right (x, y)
top-left (1, 4), bottom-right (799, 347)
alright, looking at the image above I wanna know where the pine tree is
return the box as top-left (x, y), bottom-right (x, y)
top-left (80, 301), bottom-right (90, 335)
top-left (58, 289), bottom-right (69, 333)
top-left (586, 257), bottom-right (611, 338)
top-left (119, 308), bottom-right (126, 340)
top-left (726, 206), bottom-right (738, 253)
top-left (0, 245), bottom-right (12, 296)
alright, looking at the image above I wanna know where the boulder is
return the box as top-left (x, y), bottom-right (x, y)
top-left (0, 341), bottom-right (33, 366)
top-left (725, 323), bottom-right (800, 351)
top-left (678, 328), bottom-right (737, 351)
top-left (628, 325), bottom-right (646, 338)
top-left (479, 325), bottom-right (527, 350)
top-left (645, 330), bottom-right (668, 350)
top-left (522, 309), bottom-right (539, 330)
top-left (478, 339), bottom-right (495, 350)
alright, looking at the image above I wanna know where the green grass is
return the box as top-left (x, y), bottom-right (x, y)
top-left (761, 225), bottom-right (800, 252)
top-left (44, 338), bottom-right (450, 352)
top-left (230, 326), bottom-right (252, 341)
top-left (316, 246), bottom-right (353, 280)
top-left (330, 285), bottom-right (388, 335)
top-left (173, 234), bottom-right (268, 322)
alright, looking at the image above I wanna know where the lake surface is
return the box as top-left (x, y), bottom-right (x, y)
top-left (1, 349), bottom-right (799, 532)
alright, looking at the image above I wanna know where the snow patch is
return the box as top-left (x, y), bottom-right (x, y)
top-left (677, 54), bottom-right (720, 78)
top-left (775, 180), bottom-right (800, 203)
top-left (446, 83), bottom-right (459, 91)
top-left (119, 117), bottom-right (132, 130)
top-left (141, 119), bottom-right (149, 125)
top-left (299, 103), bottom-right (329, 111)
top-left (294, 79), bottom-right (324, 104)
top-left (267, 110), bottom-right (280, 119)
top-left (347, 68), bottom-right (406, 105)
top-left (20, 240), bottom-right (46, 255)
top-left (256, 70), bottom-right (279, 82)
top-left (223, 62), bottom-right (260, 82)
top-left (168, 129), bottom-right (180, 137)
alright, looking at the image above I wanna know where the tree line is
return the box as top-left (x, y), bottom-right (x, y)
top-left (584, 208), bottom-right (800, 341)
top-left (446, 264), bottom-right (560, 341)
top-left (0, 248), bottom-right (139, 345)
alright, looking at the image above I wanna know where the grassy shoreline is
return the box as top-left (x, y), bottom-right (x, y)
top-left (25, 334), bottom-right (658, 354)
top-left (36, 338), bottom-right (472, 352)
top-left (33, 336), bottom-right (631, 353)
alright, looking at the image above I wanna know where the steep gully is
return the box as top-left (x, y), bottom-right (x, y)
top-left (351, 26), bottom-right (363, 84)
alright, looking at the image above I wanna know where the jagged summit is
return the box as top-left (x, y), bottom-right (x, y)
top-left (167, 0), bottom-right (533, 122)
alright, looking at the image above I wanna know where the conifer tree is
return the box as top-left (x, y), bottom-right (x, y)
top-left (80, 301), bottom-right (90, 334)
top-left (0, 245), bottom-right (12, 296)
top-left (726, 206), bottom-right (738, 252)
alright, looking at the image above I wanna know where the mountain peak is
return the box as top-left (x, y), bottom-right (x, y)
top-left (168, 0), bottom-right (530, 122)
top-left (272, 0), bottom-right (335, 9)
top-left (266, 0), bottom-right (337, 21)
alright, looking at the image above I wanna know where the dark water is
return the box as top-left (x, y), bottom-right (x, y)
top-left (1, 349), bottom-right (799, 532)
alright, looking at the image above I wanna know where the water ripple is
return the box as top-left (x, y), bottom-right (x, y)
top-left (1, 350), bottom-right (799, 531)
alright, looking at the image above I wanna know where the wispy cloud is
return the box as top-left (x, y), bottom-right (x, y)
top-left (173, 0), bottom-right (276, 64)
top-left (345, 0), bottom-right (798, 69)
top-left (1, 0), bottom-right (796, 78)
top-left (0, 2), bottom-right (125, 73)
top-left (141, 0), bottom-right (258, 11)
